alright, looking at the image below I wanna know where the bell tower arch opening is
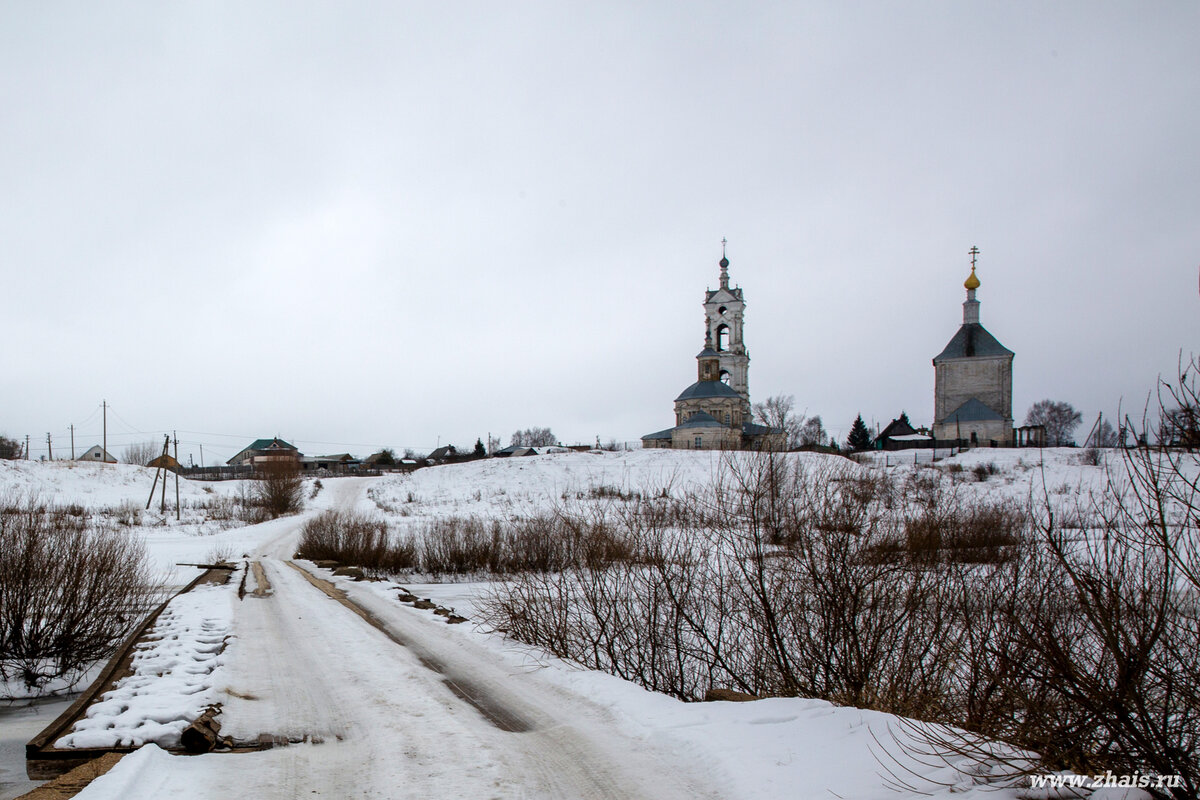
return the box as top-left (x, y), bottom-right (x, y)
top-left (702, 247), bottom-right (750, 401)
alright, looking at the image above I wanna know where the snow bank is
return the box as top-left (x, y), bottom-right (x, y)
top-left (0, 459), bottom-right (239, 510)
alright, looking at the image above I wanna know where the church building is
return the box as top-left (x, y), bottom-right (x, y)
top-left (931, 249), bottom-right (1014, 446)
top-left (642, 248), bottom-right (782, 450)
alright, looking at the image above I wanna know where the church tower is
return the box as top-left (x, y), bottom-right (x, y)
top-left (641, 242), bottom-right (781, 451)
top-left (703, 242), bottom-right (750, 401)
top-left (932, 248), bottom-right (1014, 446)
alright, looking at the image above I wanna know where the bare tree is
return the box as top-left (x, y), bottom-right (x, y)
top-left (752, 394), bottom-right (803, 449)
top-left (1024, 399), bottom-right (1082, 446)
top-left (798, 415), bottom-right (826, 447)
top-left (510, 427), bottom-right (556, 447)
top-left (0, 435), bottom-right (21, 460)
top-left (1087, 417), bottom-right (1119, 448)
top-left (122, 440), bottom-right (161, 466)
top-left (1159, 403), bottom-right (1200, 448)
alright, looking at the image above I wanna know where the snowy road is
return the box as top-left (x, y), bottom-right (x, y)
top-left (76, 478), bottom-right (728, 799)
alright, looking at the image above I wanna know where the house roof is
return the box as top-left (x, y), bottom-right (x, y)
top-left (77, 445), bottom-right (117, 462)
top-left (877, 416), bottom-right (916, 440)
top-left (678, 411), bottom-right (726, 429)
top-left (741, 421), bottom-right (778, 437)
top-left (228, 437), bottom-right (300, 465)
top-left (245, 438), bottom-right (297, 452)
top-left (641, 427), bottom-right (675, 440)
top-left (302, 453), bottom-right (356, 463)
top-left (428, 445), bottom-right (457, 460)
top-left (933, 323), bottom-right (1013, 363)
top-left (942, 398), bottom-right (1005, 423)
top-left (495, 445), bottom-right (538, 456)
top-left (675, 380), bottom-right (742, 402)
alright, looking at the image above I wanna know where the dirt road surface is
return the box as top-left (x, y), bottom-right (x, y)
top-left (73, 478), bottom-right (727, 799)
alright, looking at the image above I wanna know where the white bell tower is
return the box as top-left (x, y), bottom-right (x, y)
top-left (703, 240), bottom-right (750, 401)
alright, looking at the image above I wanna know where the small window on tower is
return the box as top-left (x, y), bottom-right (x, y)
top-left (718, 306), bottom-right (727, 315)
top-left (716, 324), bottom-right (729, 351)
top-left (720, 369), bottom-right (731, 384)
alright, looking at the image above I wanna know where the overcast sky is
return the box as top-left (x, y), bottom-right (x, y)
top-left (3, 2), bottom-right (1197, 464)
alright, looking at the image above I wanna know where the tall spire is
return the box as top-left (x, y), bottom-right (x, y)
top-left (963, 246), bottom-right (981, 324)
top-left (719, 237), bottom-right (730, 290)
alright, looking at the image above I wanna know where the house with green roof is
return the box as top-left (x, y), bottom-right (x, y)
top-left (227, 438), bottom-right (302, 467)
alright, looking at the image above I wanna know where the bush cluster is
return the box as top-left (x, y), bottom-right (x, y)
top-left (297, 505), bottom-right (632, 579)
top-left (480, 444), bottom-right (1200, 796)
top-left (0, 498), bottom-right (158, 689)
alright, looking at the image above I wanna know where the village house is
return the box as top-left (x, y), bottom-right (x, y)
top-left (227, 438), bottom-right (302, 467)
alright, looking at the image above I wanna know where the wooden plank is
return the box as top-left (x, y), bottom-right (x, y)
top-left (25, 567), bottom-right (233, 778)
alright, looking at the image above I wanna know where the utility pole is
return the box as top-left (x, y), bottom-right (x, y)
top-left (147, 435), bottom-right (171, 512)
top-left (102, 400), bottom-right (108, 464)
top-left (24, 435), bottom-right (30, 460)
top-left (173, 431), bottom-right (180, 521)
top-left (46, 433), bottom-right (52, 460)
top-left (70, 424), bottom-right (75, 460)
top-left (199, 443), bottom-right (204, 469)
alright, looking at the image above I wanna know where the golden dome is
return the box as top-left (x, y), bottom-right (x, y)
top-left (964, 266), bottom-right (980, 290)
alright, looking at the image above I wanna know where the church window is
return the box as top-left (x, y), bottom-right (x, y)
top-left (694, 436), bottom-right (702, 449)
top-left (718, 306), bottom-right (727, 315)
top-left (720, 369), bottom-right (730, 384)
top-left (716, 324), bottom-right (729, 351)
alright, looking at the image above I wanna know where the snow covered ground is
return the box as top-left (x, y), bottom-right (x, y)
top-left (367, 445), bottom-right (1130, 546)
top-left (1, 450), bottom-right (1166, 798)
top-left (0, 459), bottom-right (279, 588)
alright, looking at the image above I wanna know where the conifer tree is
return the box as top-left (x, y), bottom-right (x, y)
top-left (846, 414), bottom-right (872, 451)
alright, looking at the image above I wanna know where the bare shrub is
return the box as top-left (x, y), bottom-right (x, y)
top-left (204, 543), bottom-right (236, 564)
top-left (253, 461), bottom-right (304, 517)
top-left (297, 510), bottom-right (416, 574)
top-left (0, 497), bottom-right (159, 689)
top-left (108, 500), bottom-right (143, 527)
top-left (482, 454), bottom-right (962, 711)
top-left (122, 440), bottom-right (161, 467)
top-left (901, 500), bottom-right (1025, 565)
top-left (420, 517), bottom-right (496, 576)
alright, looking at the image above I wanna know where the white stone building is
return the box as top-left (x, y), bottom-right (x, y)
top-left (931, 254), bottom-right (1014, 446)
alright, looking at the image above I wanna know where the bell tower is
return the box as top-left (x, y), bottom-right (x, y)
top-left (703, 240), bottom-right (750, 401)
